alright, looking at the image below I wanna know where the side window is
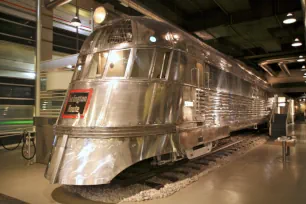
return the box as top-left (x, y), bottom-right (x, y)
top-left (179, 53), bottom-right (187, 82)
top-left (73, 55), bottom-right (87, 81)
top-left (183, 55), bottom-right (192, 84)
top-left (152, 49), bottom-right (171, 79)
top-left (203, 63), bottom-right (210, 88)
top-left (209, 65), bottom-right (220, 88)
top-left (85, 51), bottom-right (108, 79)
top-left (131, 49), bottom-right (153, 78)
top-left (105, 49), bottom-right (131, 77)
top-left (168, 51), bottom-right (181, 81)
top-left (185, 56), bottom-right (196, 85)
top-left (196, 62), bottom-right (204, 87)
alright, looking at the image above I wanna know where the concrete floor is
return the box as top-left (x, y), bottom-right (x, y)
top-left (0, 123), bottom-right (306, 204)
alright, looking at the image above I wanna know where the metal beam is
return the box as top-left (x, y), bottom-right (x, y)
top-left (278, 62), bottom-right (291, 76)
top-left (243, 50), bottom-right (306, 60)
top-left (44, 0), bottom-right (72, 10)
top-left (259, 56), bottom-right (303, 77)
top-left (258, 62), bottom-right (277, 77)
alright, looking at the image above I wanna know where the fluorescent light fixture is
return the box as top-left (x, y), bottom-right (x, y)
top-left (71, 16), bottom-right (81, 27)
top-left (283, 13), bottom-right (297, 24)
top-left (292, 38), bottom-right (302, 47)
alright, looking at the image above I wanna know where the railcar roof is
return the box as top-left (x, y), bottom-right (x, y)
top-left (80, 16), bottom-right (272, 91)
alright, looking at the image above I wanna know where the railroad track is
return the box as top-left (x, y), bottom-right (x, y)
top-left (112, 132), bottom-right (266, 189)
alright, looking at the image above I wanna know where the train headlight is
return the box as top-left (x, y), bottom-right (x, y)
top-left (93, 6), bottom-right (107, 24)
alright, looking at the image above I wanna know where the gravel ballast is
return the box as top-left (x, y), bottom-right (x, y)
top-left (65, 136), bottom-right (267, 203)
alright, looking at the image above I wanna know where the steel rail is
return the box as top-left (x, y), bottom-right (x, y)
top-left (111, 135), bottom-right (256, 187)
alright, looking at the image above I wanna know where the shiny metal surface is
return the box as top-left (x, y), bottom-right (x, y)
top-left (46, 17), bottom-right (274, 185)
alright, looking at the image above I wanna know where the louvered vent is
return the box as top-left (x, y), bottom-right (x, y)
top-left (196, 89), bottom-right (205, 115)
top-left (108, 19), bottom-right (133, 44)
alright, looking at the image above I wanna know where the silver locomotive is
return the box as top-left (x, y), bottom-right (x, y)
top-left (45, 17), bottom-right (273, 185)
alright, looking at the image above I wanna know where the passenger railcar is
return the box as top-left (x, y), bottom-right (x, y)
top-left (46, 17), bottom-right (273, 185)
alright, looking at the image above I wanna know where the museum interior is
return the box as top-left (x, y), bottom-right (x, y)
top-left (0, 0), bottom-right (306, 203)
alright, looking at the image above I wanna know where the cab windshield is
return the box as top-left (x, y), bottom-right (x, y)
top-left (72, 48), bottom-right (171, 81)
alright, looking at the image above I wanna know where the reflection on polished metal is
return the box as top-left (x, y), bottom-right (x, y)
top-left (45, 17), bottom-right (274, 185)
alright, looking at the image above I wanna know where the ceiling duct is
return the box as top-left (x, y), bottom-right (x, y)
top-left (278, 62), bottom-right (291, 76)
top-left (257, 61), bottom-right (277, 77)
top-left (259, 57), bottom-right (302, 77)
top-left (45, 0), bottom-right (72, 10)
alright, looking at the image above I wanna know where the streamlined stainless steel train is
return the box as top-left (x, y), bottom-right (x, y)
top-left (45, 17), bottom-right (274, 185)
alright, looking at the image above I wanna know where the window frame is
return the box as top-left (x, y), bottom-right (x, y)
top-left (149, 48), bottom-right (172, 80)
top-left (103, 48), bottom-right (133, 79)
top-left (128, 48), bottom-right (155, 79)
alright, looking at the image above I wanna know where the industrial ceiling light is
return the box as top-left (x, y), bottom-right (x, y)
top-left (283, 13), bottom-right (297, 24)
top-left (292, 38), bottom-right (302, 47)
top-left (93, 6), bottom-right (107, 24)
top-left (297, 56), bottom-right (305, 62)
top-left (71, 16), bottom-right (81, 27)
top-left (71, 0), bottom-right (81, 27)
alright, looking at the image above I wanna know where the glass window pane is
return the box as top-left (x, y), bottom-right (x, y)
top-left (86, 54), bottom-right (98, 79)
top-left (97, 52), bottom-right (108, 76)
top-left (196, 62), bottom-right (204, 87)
top-left (168, 51), bottom-right (181, 81)
top-left (131, 49), bottom-right (153, 78)
top-left (106, 49), bottom-right (130, 77)
top-left (184, 56), bottom-right (196, 84)
top-left (191, 67), bottom-right (197, 85)
top-left (179, 54), bottom-right (187, 82)
top-left (86, 52), bottom-right (108, 79)
top-left (152, 49), bottom-right (171, 79)
top-left (0, 85), bottom-right (33, 98)
top-left (73, 55), bottom-right (86, 81)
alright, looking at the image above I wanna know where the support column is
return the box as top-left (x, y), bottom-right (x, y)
top-left (35, 0), bottom-right (41, 117)
top-left (35, 0), bottom-right (53, 117)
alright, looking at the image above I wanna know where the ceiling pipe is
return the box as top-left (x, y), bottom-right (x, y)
top-left (259, 57), bottom-right (300, 77)
top-left (258, 62), bottom-right (277, 77)
top-left (278, 62), bottom-right (291, 76)
top-left (45, 0), bottom-right (72, 10)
